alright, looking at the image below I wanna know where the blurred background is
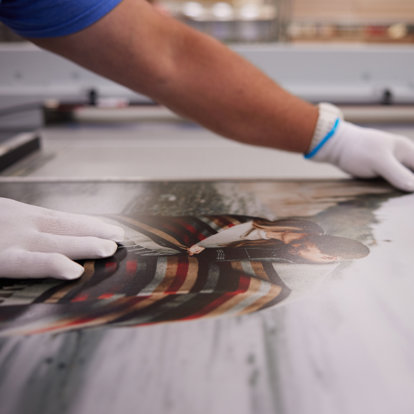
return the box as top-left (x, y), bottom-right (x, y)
top-left (1, 0), bottom-right (414, 44)
top-left (159, 0), bottom-right (414, 43)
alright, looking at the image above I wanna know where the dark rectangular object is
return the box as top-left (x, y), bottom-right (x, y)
top-left (0, 132), bottom-right (41, 172)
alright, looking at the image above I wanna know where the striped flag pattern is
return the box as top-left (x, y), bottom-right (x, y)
top-left (0, 215), bottom-right (291, 335)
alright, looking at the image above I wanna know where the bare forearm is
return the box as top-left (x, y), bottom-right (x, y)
top-left (31, 0), bottom-right (317, 153)
top-left (150, 22), bottom-right (318, 153)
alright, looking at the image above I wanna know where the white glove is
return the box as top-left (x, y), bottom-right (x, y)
top-left (0, 198), bottom-right (125, 280)
top-left (306, 104), bottom-right (414, 192)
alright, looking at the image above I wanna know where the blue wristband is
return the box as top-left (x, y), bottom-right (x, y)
top-left (304, 117), bottom-right (341, 159)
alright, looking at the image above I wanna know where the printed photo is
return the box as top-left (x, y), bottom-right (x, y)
top-left (0, 179), bottom-right (397, 335)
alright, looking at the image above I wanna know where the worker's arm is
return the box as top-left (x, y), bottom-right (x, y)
top-left (30, 0), bottom-right (414, 191)
top-left (30, 0), bottom-right (317, 154)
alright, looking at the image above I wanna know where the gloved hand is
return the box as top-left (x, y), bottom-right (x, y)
top-left (309, 120), bottom-right (414, 192)
top-left (0, 197), bottom-right (125, 280)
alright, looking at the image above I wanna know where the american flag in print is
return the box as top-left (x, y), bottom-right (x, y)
top-left (0, 215), bottom-right (291, 336)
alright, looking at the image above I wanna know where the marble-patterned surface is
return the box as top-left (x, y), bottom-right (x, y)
top-left (0, 179), bottom-right (413, 414)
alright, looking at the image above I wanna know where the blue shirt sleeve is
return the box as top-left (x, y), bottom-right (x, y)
top-left (0, 0), bottom-right (123, 38)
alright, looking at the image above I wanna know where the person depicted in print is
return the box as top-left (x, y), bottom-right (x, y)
top-left (187, 218), bottom-right (369, 264)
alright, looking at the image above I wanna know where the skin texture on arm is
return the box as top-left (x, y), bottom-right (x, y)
top-left (30, 0), bottom-right (318, 153)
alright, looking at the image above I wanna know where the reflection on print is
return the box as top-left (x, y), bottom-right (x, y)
top-left (0, 214), bottom-right (368, 336)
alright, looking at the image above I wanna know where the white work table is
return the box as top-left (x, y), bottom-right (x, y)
top-left (1, 116), bottom-right (414, 414)
top-left (3, 115), bottom-right (414, 180)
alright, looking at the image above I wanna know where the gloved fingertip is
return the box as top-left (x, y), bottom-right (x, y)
top-left (59, 262), bottom-right (85, 280)
top-left (403, 180), bottom-right (414, 192)
top-left (96, 240), bottom-right (118, 258)
top-left (100, 223), bottom-right (125, 242)
top-left (110, 226), bottom-right (125, 242)
top-left (391, 178), bottom-right (414, 192)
